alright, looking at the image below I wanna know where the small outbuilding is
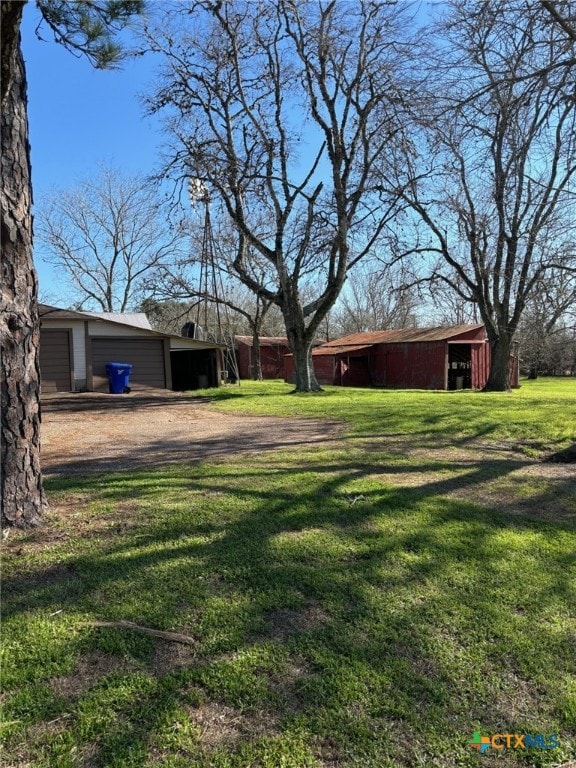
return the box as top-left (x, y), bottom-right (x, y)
top-left (235, 336), bottom-right (291, 380)
top-left (285, 325), bottom-right (519, 390)
top-left (39, 304), bottom-right (225, 393)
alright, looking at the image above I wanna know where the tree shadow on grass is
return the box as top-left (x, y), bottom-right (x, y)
top-left (547, 442), bottom-right (576, 463)
top-left (3, 453), bottom-right (575, 767)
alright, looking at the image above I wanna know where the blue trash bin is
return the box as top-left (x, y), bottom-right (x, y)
top-left (105, 362), bottom-right (133, 394)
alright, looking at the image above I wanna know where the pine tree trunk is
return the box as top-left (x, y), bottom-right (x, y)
top-left (483, 336), bottom-right (513, 392)
top-left (1, 2), bottom-right (47, 528)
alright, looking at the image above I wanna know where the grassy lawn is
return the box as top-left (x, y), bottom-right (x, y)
top-left (2, 378), bottom-right (575, 767)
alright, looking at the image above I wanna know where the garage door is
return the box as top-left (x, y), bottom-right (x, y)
top-left (91, 338), bottom-right (166, 392)
top-left (40, 329), bottom-right (73, 393)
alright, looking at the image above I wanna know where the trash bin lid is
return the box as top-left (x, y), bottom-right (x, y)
top-left (106, 362), bottom-right (133, 370)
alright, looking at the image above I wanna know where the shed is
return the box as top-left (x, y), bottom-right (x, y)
top-left (39, 304), bottom-right (225, 393)
top-left (235, 336), bottom-right (291, 379)
top-left (284, 325), bottom-right (519, 390)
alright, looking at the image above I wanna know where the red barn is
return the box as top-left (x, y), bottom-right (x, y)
top-left (285, 325), bottom-right (519, 390)
top-left (235, 336), bottom-right (291, 379)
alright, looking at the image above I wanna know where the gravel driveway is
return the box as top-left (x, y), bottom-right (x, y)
top-left (41, 391), bottom-right (342, 477)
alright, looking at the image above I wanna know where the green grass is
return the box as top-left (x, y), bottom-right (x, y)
top-left (2, 378), bottom-right (575, 767)
top-left (203, 377), bottom-right (576, 450)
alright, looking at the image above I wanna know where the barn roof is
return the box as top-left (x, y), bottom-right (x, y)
top-left (317, 324), bottom-right (485, 351)
top-left (312, 344), bottom-right (374, 356)
top-left (235, 335), bottom-right (289, 347)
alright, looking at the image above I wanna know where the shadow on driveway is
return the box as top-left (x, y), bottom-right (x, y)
top-left (41, 391), bottom-right (343, 477)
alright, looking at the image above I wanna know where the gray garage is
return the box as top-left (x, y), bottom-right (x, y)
top-left (39, 328), bottom-right (73, 393)
top-left (39, 304), bottom-right (224, 394)
top-left (90, 337), bottom-right (168, 392)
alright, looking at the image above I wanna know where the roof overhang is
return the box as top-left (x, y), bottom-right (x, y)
top-left (313, 344), bottom-right (374, 356)
top-left (170, 338), bottom-right (226, 351)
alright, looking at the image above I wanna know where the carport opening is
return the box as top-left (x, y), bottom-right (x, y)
top-left (170, 349), bottom-right (218, 390)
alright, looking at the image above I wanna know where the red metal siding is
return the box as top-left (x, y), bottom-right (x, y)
top-left (284, 353), bottom-right (335, 385)
top-left (449, 327), bottom-right (486, 343)
top-left (284, 326), bottom-right (519, 391)
top-left (471, 343), bottom-right (490, 389)
top-left (237, 341), bottom-right (291, 379)
top-left (236, 344), bottom-right (251, 379)
top-left (287, 343), bottom-right (445, 388)
top-left (284, 354), bottom-right (294, 383)
top-left (373, 341), bottom-right (447, 389)
top-left (508, 354), bottom-right (520, 388)
top-left (260, 344), bottom-right (290, 378)
top-left (469, 342), bottom-right (519, 389)
top-left (314, 355), bottom-right (336, 385)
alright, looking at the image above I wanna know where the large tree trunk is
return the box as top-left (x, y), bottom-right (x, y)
top-left (287, 333), bottom-right (321, 392)
top-left (281, 293), bottom-right (322, 392)
top-left (250, 324), bottom-right (263, 381)
top-left (484, 335), bottom-right (513, 392)
top-left (1, 2), bottom-right (47, 528)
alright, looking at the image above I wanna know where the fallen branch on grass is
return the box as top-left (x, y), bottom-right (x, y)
top-left (81, 621), bottom-right (196, 645)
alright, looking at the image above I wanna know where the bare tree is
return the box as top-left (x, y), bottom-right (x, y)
top-left (541, 1), bottom-right (576, 43)
top-left (333, 263), bottom-right (420, 335)
top-left (426, 277), bottom-right (481, 327)
top-left (388, 0), bottom-right (576, 390)
top-left (37, 165), bottom-right (186, 312)
top-left (1, 0), bottom-right (142, 529)
top-left (144, 0), bottom-right (411, 391)
top-left (516, 270), bottom-right (576, 378)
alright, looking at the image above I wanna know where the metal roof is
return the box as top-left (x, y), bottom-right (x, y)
top-left (86, 311), bottom-right (152, 330)
top-left (318, 325), bottom-right (485, 349)
top-left (39, 304), bottom-right (92, 322)
top-left (312, 344), bottom-right (374, 356)
top-left (40, 305), bottom-right (152, 330)
top-left (39, 304), bottom-right (225, 349)
top-left (235, 335), bottom-right (290, 347)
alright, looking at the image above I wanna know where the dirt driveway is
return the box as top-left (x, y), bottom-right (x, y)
top-left (41, 391), bottom-right (342, 478)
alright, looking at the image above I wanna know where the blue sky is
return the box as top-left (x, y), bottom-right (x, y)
top-left (24, 2), bottom-right (436, 309)
top-left (23, 3), bottom-right (161, 303)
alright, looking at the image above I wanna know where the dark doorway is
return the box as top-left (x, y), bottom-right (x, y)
top-left (448, 344), bottom-right (472, 390)
top-left (340, 355), bottom-right (371, 387)
top-left (170, 350), bottom-right (218, 390)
